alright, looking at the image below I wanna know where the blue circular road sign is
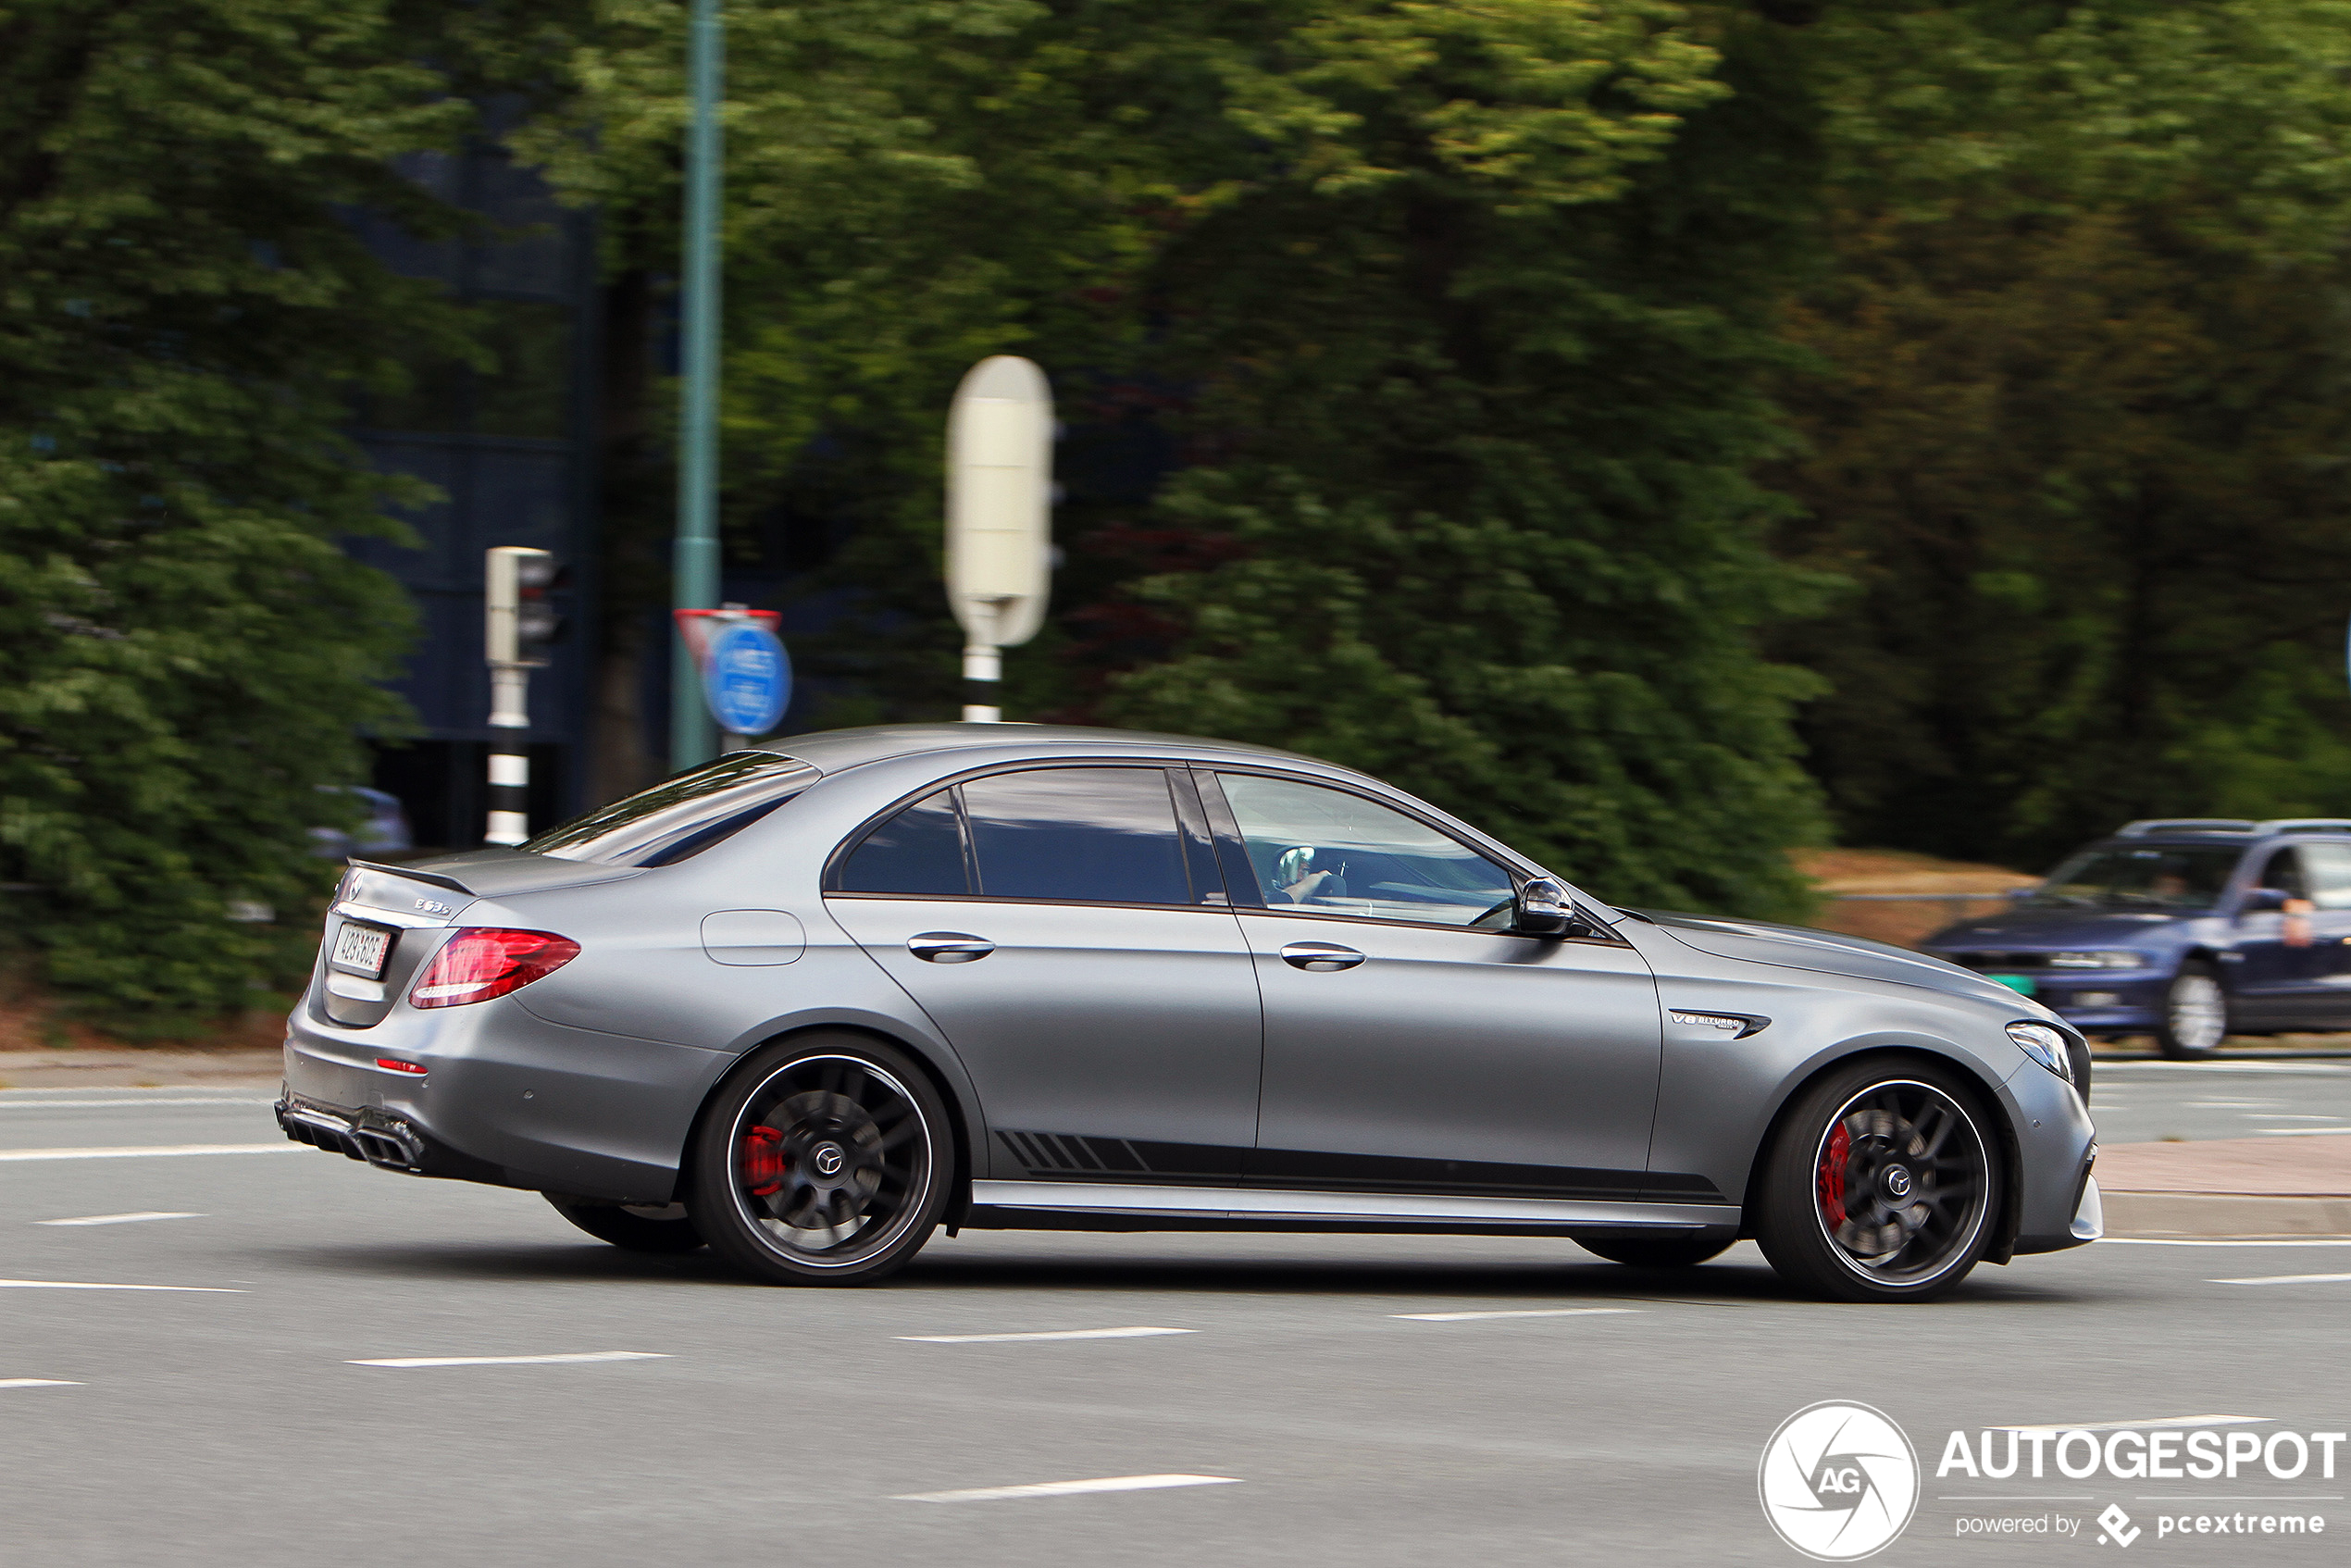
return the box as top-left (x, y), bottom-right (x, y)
top-left (703, 621), bottom-right (791, 736)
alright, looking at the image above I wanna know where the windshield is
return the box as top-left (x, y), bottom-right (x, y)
top-left (522, 752), bottom-right (818, 866)
top-left (2026, 844), bottom-right (2244, 911)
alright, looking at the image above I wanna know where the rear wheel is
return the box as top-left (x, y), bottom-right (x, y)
top-left (1754, 1060), bottom-right (2001, 1303)
top-left (1577, 1236), bottom-right (1733, 1269)
top-left (543, 1193), bottom-right (705, 1253)
top-left (688, 1033), bottom-right (952, 1286)
top-left (2155, 964), bottom-right (2228, 1061)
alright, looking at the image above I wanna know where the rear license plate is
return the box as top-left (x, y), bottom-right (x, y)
top-left (331, 922), bottom-right (392, 978)
top-left (1987, 973), bottom-right (2036, 995)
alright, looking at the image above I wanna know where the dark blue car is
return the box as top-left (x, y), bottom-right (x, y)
top-left (1920, 818), bottom-right (2351, 1059)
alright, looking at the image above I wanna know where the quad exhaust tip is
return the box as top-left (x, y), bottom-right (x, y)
top-left (278, 1100), bottom-right (424, 1172)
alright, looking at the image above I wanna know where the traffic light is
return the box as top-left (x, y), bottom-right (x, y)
top-left (486, 547), bottom-right (565, 669)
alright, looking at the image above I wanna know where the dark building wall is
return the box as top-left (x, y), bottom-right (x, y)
top-left (345, 147), bottom-right (601, 850)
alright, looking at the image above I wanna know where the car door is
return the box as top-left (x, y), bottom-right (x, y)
top-left (823, 764), bottom-right (1262, 1187)
top-left (2233, 846), bottom-right (2320, 1026)
top-left (2294, 841), bottom-right (2351, 1023)
top-left (1201, 768), bottom-right (1664, 1206)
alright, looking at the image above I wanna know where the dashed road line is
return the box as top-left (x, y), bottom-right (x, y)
top-left (36, 1212), bottom-right (205, 1227)
top-left (347, 1351), bottom-right (671, 1368)
top-left (0, 1379), bottom-right (82, 1388)
top-left (1988, 1415), bottom-right (2270, 1435)
top-left (1391, 1307), bottom-right (1639, 1323)
top-left (0, 1279), bottom-right (243, 1293)
top-left (0, 1144), bottom-right (299, 1163)
top-left (0, 1098), bottom-right (276, 1110)
top-left (895, 1475), bottom-right (1241, 1503)
top-left (2212, 1272), bottom-right (2351, 1286)
top-left (899, 1326), bottom-right (1195, 1344)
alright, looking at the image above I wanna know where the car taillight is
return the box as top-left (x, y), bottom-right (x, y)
top-left (408, 928), bottom-right (579, 1009)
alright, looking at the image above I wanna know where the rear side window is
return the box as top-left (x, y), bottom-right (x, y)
top-left (836, 790), bottom-right (969, 895)
top-left (962, 768), bottom-right (1191, 904)
top-left (523, 752), bottom-right (818, 866)
top-left (832, 767), bottom-right (1194, 905)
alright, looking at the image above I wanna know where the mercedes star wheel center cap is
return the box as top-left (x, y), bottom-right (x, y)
top-left (1884, 1165), bottom-right (1913, 1200)
top-left (812, 1143), bottom-right (847, 1177)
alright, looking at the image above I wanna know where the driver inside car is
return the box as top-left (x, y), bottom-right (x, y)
top-left (1272, 845), bottom-right (1347, 904)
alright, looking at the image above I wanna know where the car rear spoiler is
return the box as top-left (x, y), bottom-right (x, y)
top-left (345, 850), bottom-right (646, 902)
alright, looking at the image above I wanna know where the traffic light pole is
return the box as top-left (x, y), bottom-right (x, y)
top-left (484, 545), bottom-right (553, 847)
top-left (670, 0), bottom-right (725, 771)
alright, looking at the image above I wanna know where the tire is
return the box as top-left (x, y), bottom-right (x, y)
top-left (544, 1192), bottom-right (707, 1253)
top-left (687, 1032), bottom-right (952, 1286)
top-left (2155, 964), bottom-right (2228, 1061)
top-left (1753, 1059), bottom-right (2003, 1303)
top-left (1577, 1236), bottom-right (1734, 1269)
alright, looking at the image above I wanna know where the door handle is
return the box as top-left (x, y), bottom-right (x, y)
top-left (908, 932), bottom-right (994, 964)
top-left (1280, 940), bottom-right (1364, 972)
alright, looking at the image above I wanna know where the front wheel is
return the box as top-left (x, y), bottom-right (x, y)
top-left (2155, 964), bottom-right (2228, 1061)
top-left (1753, 1060), bottom-right (2002, 1303)
top-left (1578, 1236), bottom-right (1733, 1269)
top-left (688, 1033), bottom-right (952, 1286)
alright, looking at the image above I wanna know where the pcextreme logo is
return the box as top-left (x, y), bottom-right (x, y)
top-left (1759, 1401), bottom-right (1922, 1562)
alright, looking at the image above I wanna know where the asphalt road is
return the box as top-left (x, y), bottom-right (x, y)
top-left (6, 1086), bottom-right (2349, 1566)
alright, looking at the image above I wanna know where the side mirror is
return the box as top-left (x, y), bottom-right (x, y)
top-left (1515, 877), bottom-right (1590, 939)
top-left (2240, 887), bottom-right (2290, 914)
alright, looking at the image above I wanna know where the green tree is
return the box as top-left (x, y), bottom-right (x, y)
top-left (1771, 2), bottom-right (2351, 865)
top-left (0, 0), bottom-right (573, 1016)
top-left (532, 1), bottom-right (1834, 917)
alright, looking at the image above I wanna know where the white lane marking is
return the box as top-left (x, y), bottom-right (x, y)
top-left (895, 1475), bottom-right (1242, 1504)
top-left (1392, 1307), bottom-right (1640, 1322)
top-left (36, 1212), bottom-right (204, 1227)
top-left (0, 1379), bottom-right (82, 1388)
top-left (2255, 1126), bottom-right (2351, 1137)
top-left (899, 1326), bottom-right (1194, 1344)
top-left (2098, 1238), bottom-right (2351, 1247)
top-left (1990, 1415), bottom-right (2270, 1435)
top-left (2212, 1272), bottom-right (2351, 1286)
top-left (2098, 1062), bottom-right (2351, 1073)
top-left (0, 1279), bottom-right (243, 1293)
top-left (0, 1144), bottom-right (301, 1163)
top-left (0, 1098), bottom-right (276, 1110)
top-left (2243, 1114), bottom-right (2343, 1120)
top-left (346, 1351), bottom-right (670, 1368)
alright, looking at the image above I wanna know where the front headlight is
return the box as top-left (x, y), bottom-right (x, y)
top-left (2046, 951), bottom-right (2145, 969)
top-left (2008, 1021), bottom-right (2074, 1081)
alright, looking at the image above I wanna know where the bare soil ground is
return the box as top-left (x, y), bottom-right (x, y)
top-left (1792, 845), bottom-right (2038, 950)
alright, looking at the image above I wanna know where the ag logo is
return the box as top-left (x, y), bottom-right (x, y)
top-left (1758, 1401), bottom-right (1920, 1561)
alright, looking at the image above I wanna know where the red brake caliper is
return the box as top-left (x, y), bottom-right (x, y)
top-left (1817, 1123), bottom-right (1850, 1229)
top-left (741, 1125), bottom-right (786, 1197)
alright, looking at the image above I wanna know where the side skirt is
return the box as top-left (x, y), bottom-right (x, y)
top-left (965, 1179), bottom-right (1741, 1237)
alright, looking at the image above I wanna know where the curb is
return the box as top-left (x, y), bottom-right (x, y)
top-left (2103, 1190), bottom-right (2351, 1240)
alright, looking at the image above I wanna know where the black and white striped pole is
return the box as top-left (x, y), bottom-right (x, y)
top-left (484, 545), bottom-right (554, 846)
top-left (946, 356), bottom-right (1053, 721)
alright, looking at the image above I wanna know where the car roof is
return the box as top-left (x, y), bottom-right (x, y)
top-left (753, 722), bottom-right (1351, 778)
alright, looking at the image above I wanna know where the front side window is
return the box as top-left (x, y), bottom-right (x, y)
top-left (961, 768), bottom-right (1191, 904)
top-left (1215, 773), bottom-right (1515, 927)
top-left (2295, 843), bottom-right (2351, 910)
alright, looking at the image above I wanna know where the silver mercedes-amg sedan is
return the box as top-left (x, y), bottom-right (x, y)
top-left (280, 724), bottom-right (2101, 1302)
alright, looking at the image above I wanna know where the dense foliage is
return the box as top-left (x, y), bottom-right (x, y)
top-left (0, 0), bottom-right (571, 1015)
top-left (1772, 3), bottom-right (2351, 865)
top-left (531, 1), bottom-right (1835, 918)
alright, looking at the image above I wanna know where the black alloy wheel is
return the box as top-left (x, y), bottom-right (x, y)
top-left (1755, 1060), bottom-right (2002, 1302)
top-left (1577, 1236), bottom-right (1734, 1269)
top-left (543, 1192), bottom-right (706, 1253)
top-left (689, 1033), bottom-right (952, 1285)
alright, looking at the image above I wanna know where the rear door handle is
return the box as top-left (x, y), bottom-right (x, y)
top-left (1280, 940), bottom-right (1364, 972)
top-left (908, 932), bottom-right (994, 964)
